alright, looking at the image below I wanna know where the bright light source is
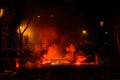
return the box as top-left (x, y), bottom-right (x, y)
top-left (105, 31), bottom-right (108, 34)
top-left (100, 21), bottom-right (104, 27)
top-left (0, 8), bottom-right (4, 18)
top-left (37, 15), bottom-right (40, 18)
top-left (17, 25), bottom-right (27, 33)
top-left (19, 26), bottom-right (25, 33)
top-left (51, 62), bottom-right (55, 65)
top-left (17, 25), bottom-right (25, 33)
top-left (82, 30), bottom-right (87, 34)
top-left (17, 25), bottom-right (31, 36)
top-left (76, 62), bottom-right (81, 65)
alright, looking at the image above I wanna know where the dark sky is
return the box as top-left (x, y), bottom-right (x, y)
top-left (2, 0), bottom-right (118, 35)
top-left (1, 0), bottom-right (118, 34)
top-left (24, 0), bottom-right (116, 45)
top-left (4, 0), bottom-right (117, 37)
top-left (2, 0), bottom-right (118, 23)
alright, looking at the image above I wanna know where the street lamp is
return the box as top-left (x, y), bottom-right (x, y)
top-left (0, 8), bottom-right (4, 18)
top-left (100, 21), bottom-right (104, 27)
top-left (82, 30), bottom-right (87, 35)
top-left (81, 30), bottom-right (87, 47)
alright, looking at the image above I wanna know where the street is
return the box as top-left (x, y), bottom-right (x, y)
top-left (0, 64), bottom-right (119, 80)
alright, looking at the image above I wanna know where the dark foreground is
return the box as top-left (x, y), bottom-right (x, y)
top-left (1, 64), bottom-right (120, 80)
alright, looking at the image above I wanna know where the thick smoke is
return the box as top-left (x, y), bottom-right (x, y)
top-left (24, 26), bottom-right (87, 69)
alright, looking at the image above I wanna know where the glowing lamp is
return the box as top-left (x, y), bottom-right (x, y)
top-left (0, 8), bottom-right (4, 18)
top-left (100, 21), bottom-right (104, 27)
top-left (82, 30), bottom-right (87, 35)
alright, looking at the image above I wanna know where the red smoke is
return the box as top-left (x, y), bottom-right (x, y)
top-left (24, 26), bottom-right (95, 69)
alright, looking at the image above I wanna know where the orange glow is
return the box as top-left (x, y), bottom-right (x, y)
top-left (0, 8), bottom-right (4, 17)
top-left (95, 53), bottom-right (99, 65)
top-left (16, 23), bottom-right (34, 43)
top-left (100, 21), bottom-right (104, 27)
top-left (64, 44), bottom-right (76, 61)
top-left (37, 15), bottom-right (40, 18)
top-left (41, 44), bottom-right (63, 62)
top-left (24, 60), bottom-right (41, 69)
top-left (17, 25), bottom-right (25, 33)
top-left (16, 59), bottom-right (20, 69)
top-left (22, 25), bottom-right (97, 69)
top-left (28, 32), bottom-right (30, 36)
top-left (82, 30), bottom-right (87, 34)
top-left (76, 62), bottom-right (81, 65)
top-left (42, 60), bottom-right (52, 65)
top-left (90, 62), bottom-right (95, 64)
top-left (75, 56), bottom-right (87, 64)
top-left (37, 27), bottom-right (58, 44)
top-left (17, 25), bottom-right (32, 36)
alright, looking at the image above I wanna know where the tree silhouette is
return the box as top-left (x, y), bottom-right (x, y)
top-left (18, 3), bottom-right (39, 56)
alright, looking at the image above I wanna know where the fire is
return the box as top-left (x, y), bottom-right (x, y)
top-left (74, 56), bottom-right (87, 65)
top-left (22, 26), bottom-right (97, 69)
top-left (46, 44), bottom-right (62, 60)
top-left (76, 56), bottom-right (87, 62)
top-left (24, 60), bottom-right (41, 69)
top-left (64, 44), bottom-right (76, 62)
top-left (24, 42), bottom-right (91, 69)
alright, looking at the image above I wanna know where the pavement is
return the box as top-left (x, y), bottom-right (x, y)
top-left (0, 65), bottom-right (115, 80)
top-left (0, 70), bottom-right (14, 80)
top-left (0, 63), bottom-right (120, 80)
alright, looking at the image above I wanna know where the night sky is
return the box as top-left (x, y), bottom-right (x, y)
top-left (1, 0), bottom-right (119, 50)
top-left (1, 0), bottom-right (118, 28)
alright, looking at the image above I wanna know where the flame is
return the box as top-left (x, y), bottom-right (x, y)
top-left (64, 44), bottom-right (76, 62)
top-left (22, 26), bottom-right (97, 69)
top-left (75, 56), bottom-right (87, 65)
